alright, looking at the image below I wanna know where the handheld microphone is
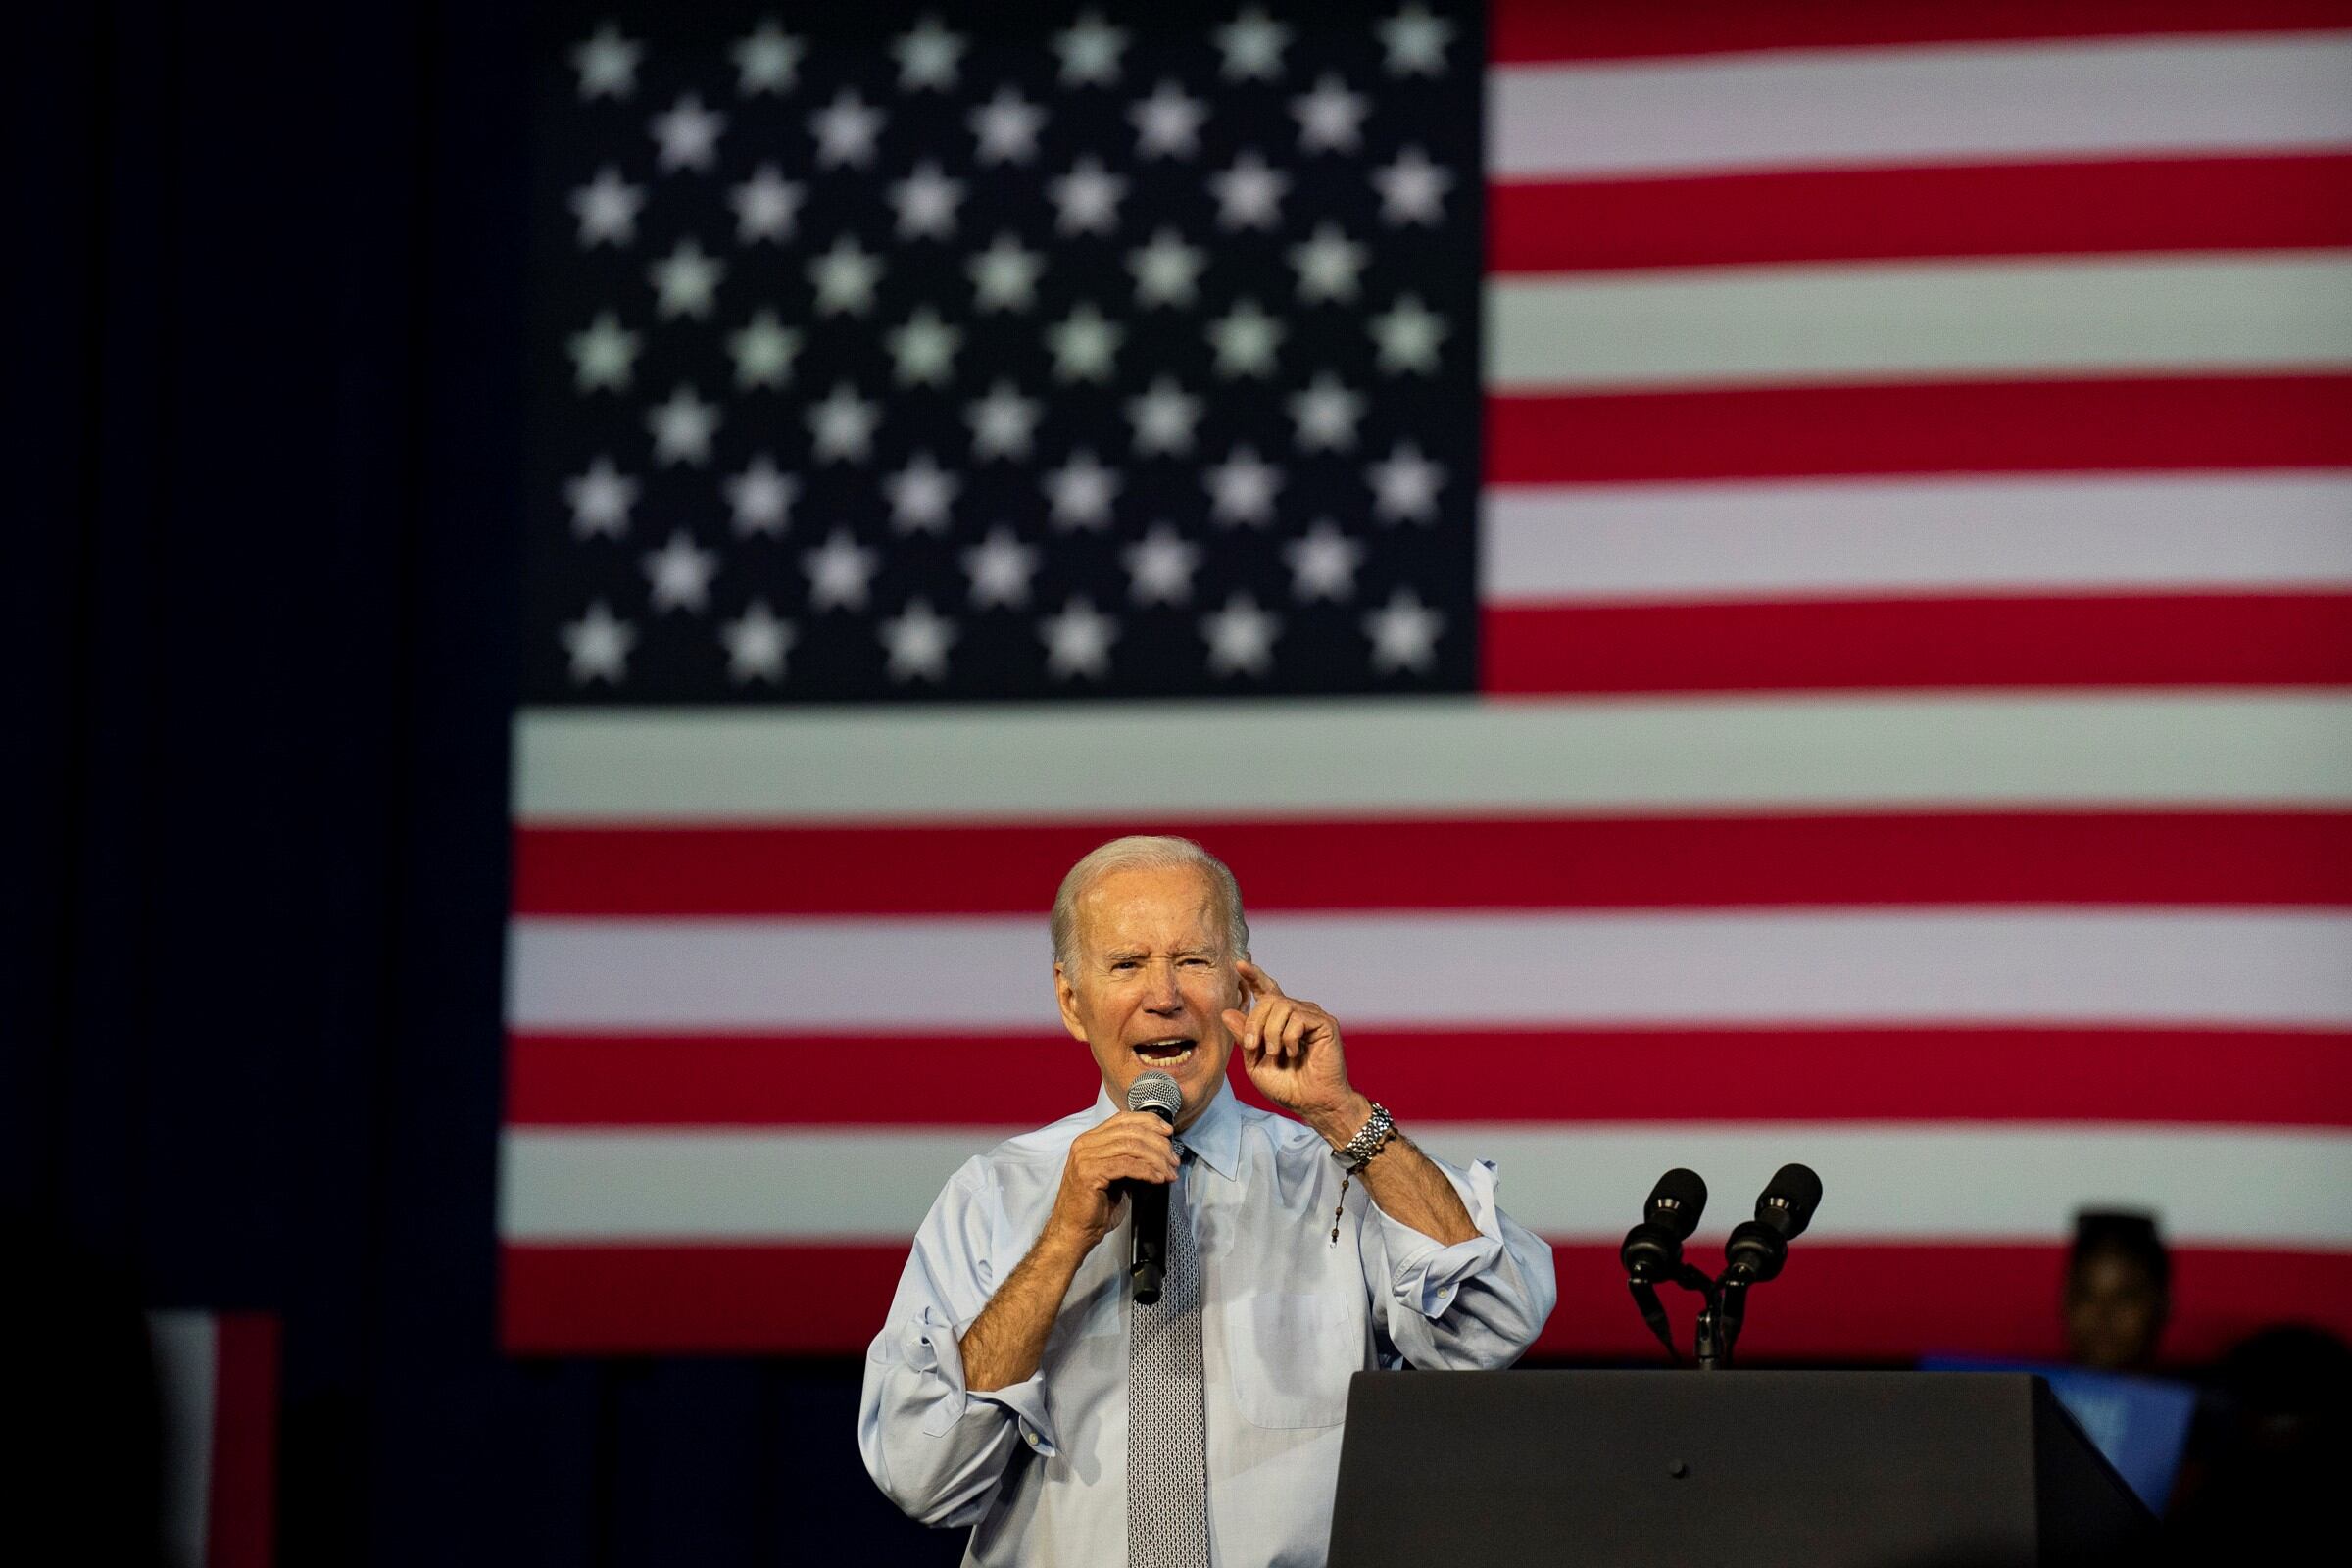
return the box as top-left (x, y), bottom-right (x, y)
top-left (1620, 1168), bottom-right (1707, 1282)
top-left (1125, 1070), bottom-right (1182, 1305)
top-left (1724, 1163), bottom-right (1823, 1283)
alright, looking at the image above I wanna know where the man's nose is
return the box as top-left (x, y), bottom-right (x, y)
top-left (1143, 961), bottom-right (1184, 1012)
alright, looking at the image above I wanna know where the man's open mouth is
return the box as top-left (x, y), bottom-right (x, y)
top-left (1133, 1037), bottom-right (1196, 1067)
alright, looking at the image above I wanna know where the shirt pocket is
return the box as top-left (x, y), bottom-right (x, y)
top-left (1226, 1291), bottom-right (1363, 1429)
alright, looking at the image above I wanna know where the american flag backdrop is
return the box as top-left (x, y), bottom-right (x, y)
top-left (501, 1), bottom-right (2352, 1359)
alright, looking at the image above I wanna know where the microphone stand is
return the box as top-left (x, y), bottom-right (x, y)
top-left (1642, 1262), bottom-right (1747, 1371)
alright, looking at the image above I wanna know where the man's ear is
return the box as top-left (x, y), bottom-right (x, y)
top-left (1054, 963), bottom-right (1090, 1044)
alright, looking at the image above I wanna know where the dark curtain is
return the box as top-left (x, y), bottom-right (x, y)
top-left (5, 4), bottom-right (955, 1562)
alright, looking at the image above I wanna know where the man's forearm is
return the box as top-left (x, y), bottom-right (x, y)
top-left (959, 1225), bottom-right (1093, 1392)
top-left (1306, 1094), bottom-right (1479, 1246)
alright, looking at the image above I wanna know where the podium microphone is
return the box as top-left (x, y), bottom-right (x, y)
top-left (1724, 1163), bottom-right (1823, 1284)
top-left (1620, 1168), bottom-right (1708, 1283)
top-left (1621, 1169), bottom-right (1706, 1358)
top-left (1125, 1070), bottom-right (1183, 1305)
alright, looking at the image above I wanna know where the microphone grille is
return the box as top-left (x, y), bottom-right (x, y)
top-left (1126, 1070), bottom-right (1183, 1120)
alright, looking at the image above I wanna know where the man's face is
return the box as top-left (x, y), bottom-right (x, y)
top-left (1054, 863), bottom-right (1243, 1129)
top-left (2063, 1250), bottom-right (2167, 1371)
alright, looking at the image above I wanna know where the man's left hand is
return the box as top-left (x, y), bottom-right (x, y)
top-left (1223, 960), bottom-right (1372, 1146)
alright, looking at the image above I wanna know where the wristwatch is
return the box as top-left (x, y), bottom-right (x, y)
top-left (1331, 1102), bottom-right (1396, 1171)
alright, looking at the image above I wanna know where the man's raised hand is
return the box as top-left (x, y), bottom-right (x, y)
top-left (1222, 960), bottom-right (1368, 1140)
top-left (1047, 1109), bottom-right (1181, 1250)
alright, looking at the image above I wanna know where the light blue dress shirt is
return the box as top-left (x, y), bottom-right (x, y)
top-left (858, 1080), bottom-right (1558, 1566)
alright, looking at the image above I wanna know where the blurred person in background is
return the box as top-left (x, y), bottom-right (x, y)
top-left (2064, 1210), bottom-right (2170, 1374)
top-left (858, 835), bottom-right (1555, 1565)
top-left (2164, 1323), bottom-right (2352, 1556)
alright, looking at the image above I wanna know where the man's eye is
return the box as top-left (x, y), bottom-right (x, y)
top-left (1112, 961), bottom-right (1137, 972)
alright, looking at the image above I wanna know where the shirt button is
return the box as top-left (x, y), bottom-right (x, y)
top-left (1024, 1429), bottom-right (1042, 1450)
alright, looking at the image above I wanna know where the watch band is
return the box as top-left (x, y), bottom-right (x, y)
top-left (1331, 1102), bottom-right (1396, 1171)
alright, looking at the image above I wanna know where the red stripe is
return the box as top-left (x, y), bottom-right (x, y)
top-left (1489, 155), bottom-right (2352, 272)
top-left (504, 1027), bottom-right (2352, 1128)
top-left (1482, 591), bottom-right (2352, 693)
top-left (513, 812), bottom-right (2352, 916)
top-left (1489, 0), bottom-right (2352, 63)
top-left (1484, 376), bottom-right (2352, 483)
top-left (207, 1313), bottom-right (278, 1568)
top-left (499, 1240), bottom-right (2352, 1361)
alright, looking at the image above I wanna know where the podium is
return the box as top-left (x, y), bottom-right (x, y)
top-left (1327, 1371), bottom-right (2156, 1567)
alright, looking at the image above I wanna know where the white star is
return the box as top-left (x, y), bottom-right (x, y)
top-left (568, 311), bottom-right (639, 392)
top-left (729, 166), bottom-right (804, 243)
top-left (967, 381), bottom-right (1040, 460)
top-left (1201, 592), bottom-right (1280, 676)
top-left (1374, 146), bottom-right (1452, 225)
top-left (569, 167), bottom-right (643, 246)
top-left (1367, 442), bottom-right (1445, 521)
top-left (1211, 152), bottom-right (1288, 230)
top-left (1379, 5), bottom-right (1454, 76)
top-left (881, 599), bottom-right (957, 681)
top-left (887, 307), bottom-right (962, 386)
top-left (1215, 9), bottom-right (1290, 80)
top-left (647, 384), bottom-right (719, 465)
top-left (1041, 597), bottom-right (1118, 680)
top-left (893, 15), bottom-right (964, 91)
top-left (890, 161), bottom-right (963, 239)
top-left (650, 94), bottom-right (724, 172)
top-left (970, 232), bottom-right (1045, 312)
top-left (1286, 519), bottom-right (1362, 600)
top-left (1127, 378), bottom-right (1201, 456)
top-left (808, 236), bottom-right (884, 316)
top-left (1371, 294), bottom-right (1447, 374)
top-left (1290, 372), bottom-right (1365, 450)
top-left (808, 382), bottom-right (879, 463)
top-left (643, 529), bottom-right (719, 612)
top-left (803, 529), bottom-right (877, 611)
top-left (1364, 587), bottom-right (1445, 672)
top-left (1290, 223), bottom-right (1366, 303)
top-left (1047, 303), bottom-right (1122, 382)
top-left (721, 600), bottom-right (797, 684)
top-left (1130, 80), bottom-right (1205, 158)
top-left (969, 87), bottom-right (1047, 165)
top-left (572, 24), bottom-right (641, 100)
top-left (1129, 229), bottom-right (1204, 308)
top-left (884, 452), bottom-right (958, 534)
top-left (963, 526), bottom-right (1040, 608)
top-left (1044, 450), bottom-right (1120, 530)
top-left (1050, 157), bottom-right (1126, 235)
top-left (733, 23), bottom-right (805, 95)
top-left (724, 454), bottom-right (798, 536)
top-left (1124, 525), bottom-right (1200, 605)
top-left (1207, 299), bottom-right (1283, 378)
top-left (561, 601), bottom-right (634, 684)
top-left (564, 456), bottom-right (637, 538)
top-left (1292, 75), bottom-right (1367, 153)
top-left (1205, 446), bottom-right (1282, 525)
top-left (649, 238), bottom-right (724, 319)
top-left (810, 89), bottom-right (886, 168)
top-left (1054, 12), bottom-right (1128, 86)
top-left (728, 311), bottom-right (801, 389)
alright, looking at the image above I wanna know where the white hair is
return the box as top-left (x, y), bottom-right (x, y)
top-left (1050, 835), bottom-right (1250, 970)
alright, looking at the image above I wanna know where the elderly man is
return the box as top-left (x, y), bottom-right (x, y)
top-left (858, 835), bottom-right (1556, 1565)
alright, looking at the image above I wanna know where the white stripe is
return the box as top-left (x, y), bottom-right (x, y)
top-left (514, 696), bottom-right (2352, 820)
top-left (147, 1311), bottom-right (215, 1568)
top-left (1490, 35), bottom-right (2352, 179)
top-left (1483, 474), bottom-right (2352, 602)
top-left (1485, 255), bottom-right (2352, 389)
top-left (498, 1124), bottom-right (2352, 1246)
top-left (508, 910), bottom-right (2352, 1030)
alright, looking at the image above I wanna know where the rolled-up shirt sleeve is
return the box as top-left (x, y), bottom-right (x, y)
top-left (1363, 1154), bottom-right (1557, 1370)
top-left (858, 1162), bottom-right (1058, 1527)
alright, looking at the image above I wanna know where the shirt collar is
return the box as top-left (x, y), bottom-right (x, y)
top-left (1089, 1076), bottom-right (1244, 1182)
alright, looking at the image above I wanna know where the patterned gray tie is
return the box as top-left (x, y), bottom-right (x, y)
top-left (1128, 1149), bottom-right (1210, 1568)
